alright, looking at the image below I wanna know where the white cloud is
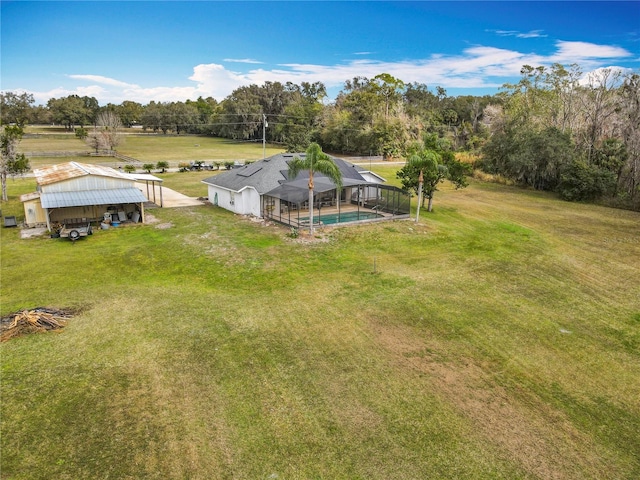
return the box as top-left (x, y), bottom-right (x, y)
top-left (492, 29), bottom-right (547, 39)
top-left (67, 75), bottom-right (137, 88)
top-left (579, 66), bottom-right (633, 87)
top-left (223, 58), bottom-right (264, 64)
top-left (188, 63), bottom-right (251, 98)
top-left (552, 41), bottom-right (632, 61)
top-left (22, 39), bottom-right (635, 105)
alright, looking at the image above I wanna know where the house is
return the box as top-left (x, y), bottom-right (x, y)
top-left (202, 153), bottom-right (410, 228)
top-left (21, 161), bottom-right (151, 230)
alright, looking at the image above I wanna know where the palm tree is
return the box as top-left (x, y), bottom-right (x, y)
top-left (287, 143), bottom-right (343, 234)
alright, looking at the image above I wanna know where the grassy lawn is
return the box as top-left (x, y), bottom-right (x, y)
top-left (1, 145), bottom-right (639, 478)
top-left (19, 126), bottom-right (285, 170)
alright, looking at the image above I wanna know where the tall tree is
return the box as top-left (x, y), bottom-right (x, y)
top-left (1, 125), bottom-right (29, 201)
top-left (371, 73), bottom-right (406, 119)
top-left (141, 101), bottom-right (166, 133)
top-left (116, 101), bottom-right (144, 127)
top-left (397, 134), bottom-right (469, 213)
top-left (287, 142), bottom-right (343, 234)
top-left (0, 92), bottom-right (35, 127)
top-left (578, 68), bottom-right (623, 162)
top-left (47, 95), bottom-right (98, 130)
top-left (277, 82), bottom-right (326, 152)
top-left (167, 102), bottom-right (200, 134)
top-left (617, 73), bottom-right (640, 205)
top-left (89, 111), bottom-right (123, 151)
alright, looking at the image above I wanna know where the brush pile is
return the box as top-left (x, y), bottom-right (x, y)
top-left (1, 308), bottom-right (72, 342)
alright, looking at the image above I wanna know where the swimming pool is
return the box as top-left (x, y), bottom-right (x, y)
top-left (299, 211), bottom-right (383, 225)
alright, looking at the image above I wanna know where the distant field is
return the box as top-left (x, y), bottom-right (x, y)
top-left (18, 126), bottom-right (285, 169)
top-left (2, 136), bottom-right (639, 479)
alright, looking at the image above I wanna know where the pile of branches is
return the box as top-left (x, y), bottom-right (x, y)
top-left (1, 308), bottom-right (72, 342)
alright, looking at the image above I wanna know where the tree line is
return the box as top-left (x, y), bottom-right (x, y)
top-left (2, 63), bottom-right (639, 209)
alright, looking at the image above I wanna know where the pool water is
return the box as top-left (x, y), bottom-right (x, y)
top-left (300, 211), bottom-right (383, 225)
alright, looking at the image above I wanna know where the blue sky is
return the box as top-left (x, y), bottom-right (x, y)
top-left (2, 1), bottom-right (638, 105)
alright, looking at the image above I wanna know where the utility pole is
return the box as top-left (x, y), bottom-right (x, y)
top-left (262, 114), bottom-right (268, 159)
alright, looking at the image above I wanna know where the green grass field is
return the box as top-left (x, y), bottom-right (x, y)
top-left (19, 127), bottom-right (285, 170)
top-left (1, 136), bottom-right (639, 479)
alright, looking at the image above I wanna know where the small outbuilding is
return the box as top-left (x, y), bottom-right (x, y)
top-left (21, 161), bottom-right (150, 231)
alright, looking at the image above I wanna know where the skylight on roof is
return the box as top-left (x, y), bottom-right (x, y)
top-left (237, 164), bottom-right (263, 177)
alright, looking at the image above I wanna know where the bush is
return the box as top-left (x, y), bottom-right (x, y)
top-left (123, 164), bottom-right (136, 173)
top-left (74, 127), bottom-right (88, 140)
top-left (178, 162), bottom-right (190, 172)
top-left (558, 160), bottom-right (616, 202)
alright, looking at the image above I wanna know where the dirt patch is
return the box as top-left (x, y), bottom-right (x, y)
top-left (155, 223), bottom-right (174, 230)
top-left (20, 227), bottom-right (48, 239)
top-left (372, 321), bottom-right (611, 479)
top-left (144, 213), bottom-right (160, 224)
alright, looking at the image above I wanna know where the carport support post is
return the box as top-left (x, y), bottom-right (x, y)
top-left (139, 202), bottom-right (145, 223)
top-left (159, 183), bottom-right (163, 207)
top-left (45, 208), bottom-right (52, 232)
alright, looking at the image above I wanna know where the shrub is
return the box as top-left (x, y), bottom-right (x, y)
top-left (74, 127), bottom-right (88, 140)
top-left (558, 160), bottom-right (616, 202)
top-left (123, 164), bottom-right (136, 173)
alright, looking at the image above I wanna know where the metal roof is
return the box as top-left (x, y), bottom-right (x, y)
top-left (40, 188), bottom-right (148, 208)
top-left (34, 161), bottom-right (134, 186)
top-left (124, 173), bottom-right (164, 182)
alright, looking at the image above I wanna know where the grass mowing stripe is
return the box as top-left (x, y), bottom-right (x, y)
top-left (2, 161), bottom-right (639, 478)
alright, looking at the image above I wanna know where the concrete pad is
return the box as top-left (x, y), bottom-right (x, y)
top-left (136, 183), bottom-right (205, 208)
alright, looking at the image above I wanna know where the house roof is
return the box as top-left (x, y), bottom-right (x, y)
top-left (202, 152), bottom-right (381, 195)
top-left (34, 161), bottom-right (134, 186)
top-left (40, 188), bottom-right (148, 208)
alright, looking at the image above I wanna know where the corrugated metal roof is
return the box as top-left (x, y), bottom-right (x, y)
top-left (124, 173), bottom-right (164, 182)
top-left (40, 188), bottom-right (147, 208)
top-left (34, 161), bottom-right (133, 186)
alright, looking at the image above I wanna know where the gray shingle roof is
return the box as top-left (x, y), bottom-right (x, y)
top-left (202, 153), bottom-right (371, 194)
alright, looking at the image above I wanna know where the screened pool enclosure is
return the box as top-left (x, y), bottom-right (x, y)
top-left (262, 181), bottom-right (411, 228)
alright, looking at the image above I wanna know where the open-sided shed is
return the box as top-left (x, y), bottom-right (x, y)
top-left (21, 162), bottom-right (149, 231)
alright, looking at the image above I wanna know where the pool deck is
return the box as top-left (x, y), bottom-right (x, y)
top-left (267, 204), bottom-right (409, 228)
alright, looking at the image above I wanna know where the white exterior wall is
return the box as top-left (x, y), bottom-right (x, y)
top-left (207, 185), bottom-right (261, 216)
top-left (41, 176), bottom-right (135, 193)
top-left (243, 188), bottom-right (261, 217)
